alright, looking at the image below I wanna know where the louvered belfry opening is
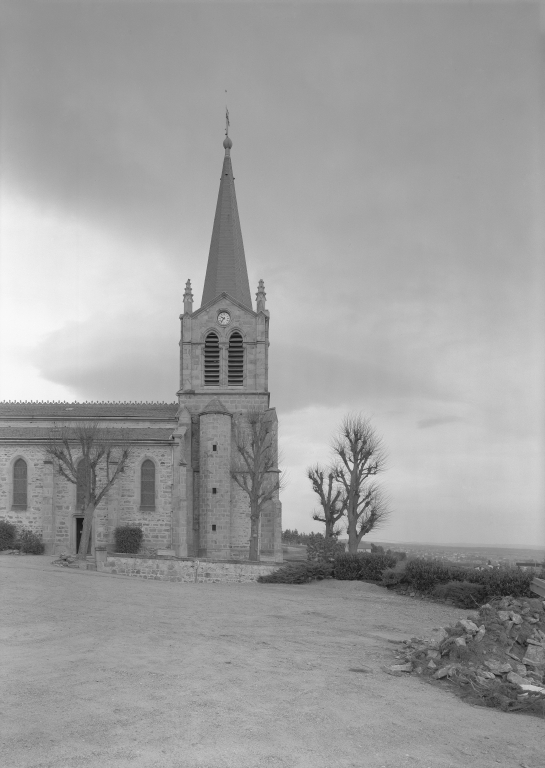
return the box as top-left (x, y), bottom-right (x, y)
top-left (204, 332), bottom-right (220, 385)
top-left (228, 331), bottom-right (244, 385)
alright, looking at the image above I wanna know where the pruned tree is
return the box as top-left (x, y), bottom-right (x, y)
top-left (332, 414), bottom-right (390, 553)
top-left (231, 408), bottom-right (283, 561)
top-left (46, 422), bottom-right (132, 560)
top-left (307, 463), bottom-right (346, 539)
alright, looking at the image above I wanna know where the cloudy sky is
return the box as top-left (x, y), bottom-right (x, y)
top-left (0, 1), bottom-right (543, 548)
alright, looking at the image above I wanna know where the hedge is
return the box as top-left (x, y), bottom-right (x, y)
top-left (333, 552), bottom-right (397, 581)
top-left (114, 526), bottom-right (144, 554)
top-left (403, 558), bottom-right (539, 600)
top-left (258, 561), bottom-right (334, 584)
top-left (17, 529), bottom-right (45, 555)
top-left (0, 521), bottom-right (17, 550)
top-left (306, 533), bottom-right (346, 562)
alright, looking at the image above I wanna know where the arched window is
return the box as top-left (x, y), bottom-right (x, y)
top-left (204, 332), bottom-right (220, 385)
top-left (140, 460), bottom-right (156, 510)
top-left (13, 459), bottom-right (27, 509)
top-left (228, 331), bottom-right (244, 385)
top-left (76, 459), bottom-right (89, 511)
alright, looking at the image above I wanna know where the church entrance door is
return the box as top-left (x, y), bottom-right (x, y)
top-left (75, 517), bottom-right (92, 555)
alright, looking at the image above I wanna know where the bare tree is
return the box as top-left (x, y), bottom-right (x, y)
top-left (307, 464), bottom-right (346, 538)
top-left (46, 423), bottom-right (132, 560)
top-left (332, 414), bottom-right (390, 553)
top-left (231, 408), bottom-right (283, 561)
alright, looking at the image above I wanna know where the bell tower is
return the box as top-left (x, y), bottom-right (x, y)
top-left (171, 128), bottom-right (282, 562)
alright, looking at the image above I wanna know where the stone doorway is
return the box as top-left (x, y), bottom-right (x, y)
top-left (75, 517), bottom-right (92, 555)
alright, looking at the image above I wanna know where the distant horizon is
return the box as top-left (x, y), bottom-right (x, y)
top-left (286, 534), bottom-right (545, 552)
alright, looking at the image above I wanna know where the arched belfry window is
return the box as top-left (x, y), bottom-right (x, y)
top-left (228, 331), bottom-right (244, 386)
top-left (141, 460), bottom-right (156, 510)
top-left (204, 332), bottom-right (220, 385)
top-left (76, 459), bottom-right (88, 511)
top-left (13, 459), bottom-right (28, 509)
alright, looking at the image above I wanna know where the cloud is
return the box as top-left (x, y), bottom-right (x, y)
top-left (417, 416), bottom-right (465, 430)
top-left (33, 316), bottom-right (179, 403)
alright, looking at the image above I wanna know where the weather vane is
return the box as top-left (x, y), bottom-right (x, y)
top-left (225, 90), bottom-right (229, 137)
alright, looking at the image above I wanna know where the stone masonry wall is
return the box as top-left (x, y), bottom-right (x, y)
top-left (99, 554), bottom-right (279, 583)
top-left (0, 445), bottom-right (47, 535)
top-left (116, 446), bottom-right (174, 550)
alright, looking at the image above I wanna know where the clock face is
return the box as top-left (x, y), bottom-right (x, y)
top-left (217, 311), bottom-right (231, 326)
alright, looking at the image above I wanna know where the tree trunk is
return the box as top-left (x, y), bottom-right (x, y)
top-left (248, 508), bottom-right (260, 562)
top-left (77, 505), bottom-right (95, 561)
top-left (347, 511), bottom-right (359, 554)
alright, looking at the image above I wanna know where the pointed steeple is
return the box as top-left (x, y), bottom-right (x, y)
top-left (201, 131), bottom-right (252, 310)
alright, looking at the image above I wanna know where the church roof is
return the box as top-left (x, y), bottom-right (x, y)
top-left (201, 135), bottom-right (252, 310)
top-left (0, 402), bottom-right (178, 420)
top-left (0, 426), bottom-right (175, 442)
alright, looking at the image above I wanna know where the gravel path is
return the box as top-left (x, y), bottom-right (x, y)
top-left (0, 555), bottom-right (541, 768)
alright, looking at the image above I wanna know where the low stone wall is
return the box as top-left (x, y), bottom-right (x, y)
top-left (97, 554), bottom-right (280, 583)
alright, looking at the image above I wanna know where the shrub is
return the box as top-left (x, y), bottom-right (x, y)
top-left (381, 567), bottom-right (405, 587)
top-left (403, 558), bottom-right (534, 600)
top-left (0, 521), bottom-right (17, 550)
top-left (114, 525), bottom-right (144, 554)
top-left (432, 581), bottom-right (488, 608)
top-left (467, 567), bottom-right (533, 600)
top-left (403, 558), bottom-right (454, 592)
top-left (386, 548), bottom-right (407, 562)
top-left (17, 529), bottom-right (45, 555)
top-left (306, 533), bottom-right (345, 562)
top-left (258, 561), bottom-right (334, 584)
top-left (334, 552), bottom-right (397, 581)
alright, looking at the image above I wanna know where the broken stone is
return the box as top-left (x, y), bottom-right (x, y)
top-left (514, 664), bottom-right (528, 677)
top-left (474, 626), bottom-right (486, 643)
top-left (433, 667), bottom-right (451, 679)
top-left (507, 650), bottom-right (523, 661)
top-left (454, 637), bottom-right (467, 647)
top-left (478, 670), bottom-right (496, 680)
top-left (426, 649), bottom-right (440, 659)
top-left (497, 611), bottom-right (511, 622)
top-left (484, 660), bottom-right (512, 674)
top-left (424, 627), bottom-right (448, 649)
top-left (427, 660), bottom-right (437, 669)
top-left (466, 611), bottom-right (480, 622)
top-left (506, 672), bottom-right (528, 687)
top-left (522, 645), bottom-right (545, 668)
top-left (457, 619), bottom-right (479, 633)
top-left (388, 663), bottom-right (413, 673)
top-left (510, 612), bottom-right (523, 625)
top-left (526, 637), bottom-right (543, 646)
top-left (519, 683), bottom-right (545, 695)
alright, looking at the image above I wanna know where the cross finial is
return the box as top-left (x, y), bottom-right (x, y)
top-left (225, 106), bottom-right (230, 137)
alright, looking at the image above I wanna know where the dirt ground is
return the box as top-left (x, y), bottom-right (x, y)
top-left (0, 556), bottom-right (542, 768)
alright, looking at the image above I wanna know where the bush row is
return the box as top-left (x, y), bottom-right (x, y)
top-left (0, 521), bottom-right (45, 554)
top-left (258, 552), bottom-right (396, 584)
top-left (401, 557), bottom-right (538, 600)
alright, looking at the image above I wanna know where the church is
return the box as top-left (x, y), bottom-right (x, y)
top-left (0, 131), bottom-right (283, 562)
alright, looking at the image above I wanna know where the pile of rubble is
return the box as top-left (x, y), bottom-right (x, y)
top-left (51, 553), bottom-right (79, 568)
top-left (386, 596), bottom-right (545, 715)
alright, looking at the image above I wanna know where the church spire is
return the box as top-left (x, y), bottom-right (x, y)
top-left (201, 127), bottom-right (252, 310)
